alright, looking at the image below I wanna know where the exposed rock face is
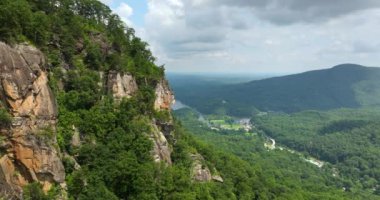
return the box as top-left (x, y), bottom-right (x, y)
top-left (89, 32), bottom-right (111, 55)
top-left (107, 71), bottom-right (138, 101)
top-left (0, 42), bottom-right (65, 196)
top-left (150, 80), bottom-right (176, 164)
top-left (150, 123), bottom-right (172, 165)
top-left (154, 79), bottom-right (175, 110)
top-left (190, 153), bottom-right (223, 183)
top-left (70, 125), bottom-right (81, 147)
top-left (191, 153), bottom-right (212, 182)
top-left (106, 73), bottom-right (175, 165)
top-left (212, 174), bottom-right (224, 183)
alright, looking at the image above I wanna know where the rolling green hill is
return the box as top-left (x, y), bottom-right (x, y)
top-left (171, 64), bottom-right (380, 116)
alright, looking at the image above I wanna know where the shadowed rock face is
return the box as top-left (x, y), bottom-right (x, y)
top-left (151, 80), bottom-right (175, 165)
top-left (151, 123), bottom-right (172, 165)
top-left (0, 42), bottom-right (65, 197)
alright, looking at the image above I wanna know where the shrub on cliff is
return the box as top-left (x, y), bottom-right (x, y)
top-left (0, 107), bottom-right (11, 127)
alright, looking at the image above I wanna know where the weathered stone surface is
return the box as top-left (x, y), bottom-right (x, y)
top-left (212, 174), bottom-right (224, 183)
top-left (107, 71), bottom-right (138, 101)
top-left (0, 155), bottom-right (24, 199)
top-left (154, 79), bottom-right (175, 110)
top-left (106, 71), bottom-right (174, 165)
top-left (71, 125), bottom-right (81, 147)
top-left (190, 153), bottom-right (223, 183)
top-left (63, 154), bottom-right (81, 171)
top-left (150, 79), bottom-right (175, 165)
top-left (150, 123), bottom-right (172, 165)
top-left (13, 135), bottom-right (65, 182)
top-left (0, 42), bottom-right (65, 196)
top-left (89, 32), bottom-right (110, 55)
top-left (190, 153), bottom-right (212, 182)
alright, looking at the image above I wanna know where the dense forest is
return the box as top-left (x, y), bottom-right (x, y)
top-left (174, 108), bottom-right (380, 199)
top-left (253, 107), bottom-right (380, 196)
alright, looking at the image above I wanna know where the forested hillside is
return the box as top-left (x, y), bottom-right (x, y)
top-left (0, 0), bottom-right (379, 200)
top-left (174, 108), bottom-right (380, 199)
top-left (171, 64), bottom-right (380, 116)
top-left (254, 108), bottom-right (380, 196)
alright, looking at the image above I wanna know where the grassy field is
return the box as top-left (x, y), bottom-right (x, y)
top-left (209, 117), bottom-right (250, 131)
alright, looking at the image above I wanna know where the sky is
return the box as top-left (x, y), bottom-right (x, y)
top-left (101, 0), bottom-right (380, 74)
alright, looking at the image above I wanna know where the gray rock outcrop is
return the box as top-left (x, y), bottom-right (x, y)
top-left (190, 153), bottom-right (223, 183)
top-left (107, 71), bottom-right (138, 102)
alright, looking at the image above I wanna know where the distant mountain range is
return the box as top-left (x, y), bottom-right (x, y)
top-left (171, 64), bottom-right (380, 116)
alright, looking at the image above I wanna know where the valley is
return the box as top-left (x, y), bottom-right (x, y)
top-left (170, 69), bottom-right (380, 198)
top-left (174, 105), bottom-right (326, 170)
top-left (170, 64), bottom-right (380, 116)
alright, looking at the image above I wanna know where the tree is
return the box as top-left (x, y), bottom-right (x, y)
top-left (0, 0), bottom-right (32, 43)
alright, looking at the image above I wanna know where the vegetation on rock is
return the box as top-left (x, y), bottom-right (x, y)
top-left (1, 0), bottom-right (379, 199)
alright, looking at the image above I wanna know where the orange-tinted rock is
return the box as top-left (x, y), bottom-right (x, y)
top-left (0, 42), bottom-right (64, 197)
top-left (154, 79), bottom-right (175, 110)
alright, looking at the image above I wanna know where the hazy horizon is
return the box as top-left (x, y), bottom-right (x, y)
top-left (166, 63), bottom-right (380, 76)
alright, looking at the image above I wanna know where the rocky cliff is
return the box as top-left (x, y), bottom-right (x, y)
top-left (0, 40), bottom-right (218, 199)
top-left (105, 72), bottom-right (175, 165)
top-left (151, 80), bottom-right (175, 165)
top-left (0, 42), bottom-right (65, 198)
top-left (154, 79), bottom-right (175, 110)
top-left (0, 41), bottom-right (177, 198)
top-left (190, 153), bottom-right (223, 183)
top-left (106, 71), bottom-right (138, 102)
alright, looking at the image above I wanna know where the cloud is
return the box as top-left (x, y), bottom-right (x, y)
top-left (141, 0), bottom-right (380, 73)
top-left (99, 0), bottom-right (114, 5)
top-left (352, 41), bottom-right (380, 54)
top-left (114, 2), bottom-right (134, 26)
top-left (207, 0), bottom-right (380, 25)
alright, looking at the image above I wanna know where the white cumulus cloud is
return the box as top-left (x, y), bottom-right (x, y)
top-left (115, 2), bottom-right (134, 26)
top-left (141, 0), bottom-right (380, 73)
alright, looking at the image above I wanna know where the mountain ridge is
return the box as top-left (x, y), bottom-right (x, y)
top-left (172, 64), bottom-right (380, 115)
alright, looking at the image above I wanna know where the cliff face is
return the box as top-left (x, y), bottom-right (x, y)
top-left (191, 153), bottom-right (223, 183)
top-left (105, 71), bottom-right (175, 165)
top-left (0, 42), bottom-right (65, 197)
top-left (106, 71), bottom-right (138, 101)
top-left (152, 80), bottom-right (175, 164)
top-left (151, 122), bottom-right (172, 165)
top-left (154, 79), bottom-right (175, 110)
top-left (0, 41), bottom-right (177, 198)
